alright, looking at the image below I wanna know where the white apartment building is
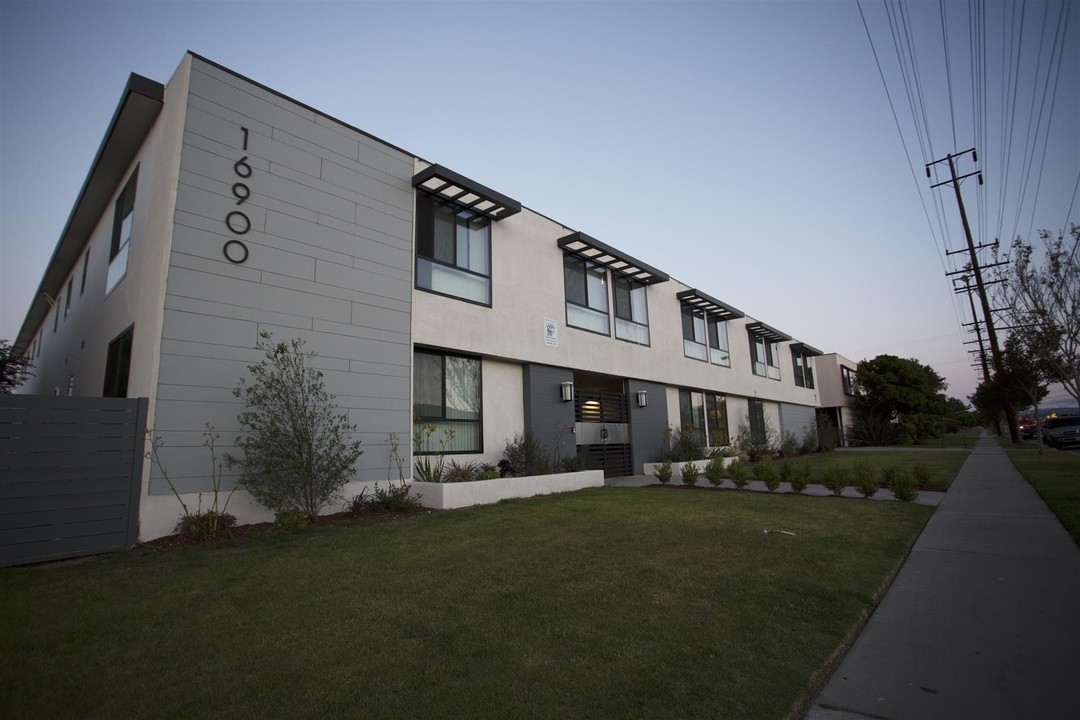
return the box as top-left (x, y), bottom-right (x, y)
top-left (15, 54), bottom-right (829, 539)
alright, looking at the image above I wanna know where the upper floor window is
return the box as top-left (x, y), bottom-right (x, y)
top-left (414, 349), bottom-right (483, 453)
top-left (842, 366), bottom-right (858, 396)
top-left (792, 349), bottom-right (815, 389)
top-left (681, 307), bottom-right (708, 362)
top-left (613, 276), bottom-right (650, 345)
top-left (563, 255), bottom-right (609, 335)
top-left (751, 335), bottom-right (781, 380)
top-left (707, 318), bottom-right (730, 366)
top-left (415, 193), bottom-right (491, 305)
top-left (106, 166), bottom-right (138, 294)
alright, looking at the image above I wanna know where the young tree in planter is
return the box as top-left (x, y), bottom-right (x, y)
top-left (228, 332), bottom-right (363, 522)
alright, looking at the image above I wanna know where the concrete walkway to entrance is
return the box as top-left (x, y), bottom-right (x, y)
top-left (803, 433), bottom-right (1080, 719)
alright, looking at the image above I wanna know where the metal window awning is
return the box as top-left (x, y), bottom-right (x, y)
top-left (791, 342), bottom-right (823, 356)
top-left (676, 289), bottom-right (745, 320)
top-left (412, 164), bottom-right (521, 221)
top-left (746, 322), bottom-right (792, 343)
top-left (557, 232), bottom-right (669, 285)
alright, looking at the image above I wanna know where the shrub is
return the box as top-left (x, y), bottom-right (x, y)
top-left (821, 464), bottom-right (849, 497)
top-left (726, 459), bottom-right (751, 489)
top-left (798, 425), bottom-right (819, 454)
top-left (228, 332), bottom-right (363, 522)
top-left (558, 454), bottom-right (585, 473)
top-left (444, 459), bottom-right (481, 483)
top-left (503, 433), bottom-right (550, 477)
top-left (477, 463), bottom-right (500, 481)
top-left (852, 458), bottom-right (879, 499)
top-left (848, 413), bottom-right (898, 447)
top-left (273, 508), bottom-right (308, 530)
top-left (176, 509), bottom-right (237, 540)
top-left (413, 425), bottom-right (454, 483)
top-left (665, 424), bottom-right (707, 462)
top-left (704, 456), bottom-right (726, 486)
top-left (883, 466), bottom-right (919, 502)
top-left (349, 482), bottom-right (424, 513)
top-left (912, 462), bottom-right (932, 487)
top-left (787, 462), bottom-right (811, 494)
top-left (754, 456), bottom-right (780, 492)
top-left (653, 459), bottom-right (673, 484)
top-left (778, 431), bottom-right (800, 459)
top-left (681, 461), bottom-right (701, 487)
top-left (146, 423), bottom-right (237, 540)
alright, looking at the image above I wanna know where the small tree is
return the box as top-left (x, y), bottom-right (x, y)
top-left (0, 340), bottom-right (32, 394)
top-left (228, 332), bottom-right (362, 522)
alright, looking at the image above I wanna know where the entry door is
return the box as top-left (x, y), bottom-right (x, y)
top-left (575, 391), bottom-right (632, 477)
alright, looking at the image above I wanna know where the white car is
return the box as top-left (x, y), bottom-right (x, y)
top-left (1041, 416), bottom-right (1080, 448)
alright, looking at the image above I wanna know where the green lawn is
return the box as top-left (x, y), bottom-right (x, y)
top-left (998, 439), bottom-right (1080, 545)
top-left (781, 448), bottom-right (970, 490)
top-left (1, 488), bottom-right (931, 720)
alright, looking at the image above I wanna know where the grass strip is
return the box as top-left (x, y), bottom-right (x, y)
top-left (1, 488), bottom-right (931, 720)
top-left (998, 439), bottom-right (1080, 545)
top-left (783, 448), bottom-right (969, 490)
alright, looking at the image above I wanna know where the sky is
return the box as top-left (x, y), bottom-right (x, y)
top-left (1, 0), bottom-right (1077, 407)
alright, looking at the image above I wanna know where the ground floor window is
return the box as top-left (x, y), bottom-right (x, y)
top-left (749, 398), bottom-right (766, 445)
top-left (414, 349), bottom-right (482, 453)
top-left (103, 325), bottom-right (134, 398)
top-left (679, 389), bottom-right (730, 447)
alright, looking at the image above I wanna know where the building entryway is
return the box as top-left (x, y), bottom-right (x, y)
top-left (574, 373), bottom-right (632, 477)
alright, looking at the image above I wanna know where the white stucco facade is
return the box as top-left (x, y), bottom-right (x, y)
top-left (15, 53), bottom-right (837, 540)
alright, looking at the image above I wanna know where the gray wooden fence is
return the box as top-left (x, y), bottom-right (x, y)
top-left (0, 395), bottom-right (148, 567)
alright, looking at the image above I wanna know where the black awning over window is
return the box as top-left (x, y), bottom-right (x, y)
top-left (746, 322), bottom-right (792, 343)
top-left (676, 289), bottom-right (744, 320)
top-left (791, 342), bottom-right (823, 356)
top-left (412, 164), bottom-right (521, 221)
top-left (557, 232), bottom-right (669, 285)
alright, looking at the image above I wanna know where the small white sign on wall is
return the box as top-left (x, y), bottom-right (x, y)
top-left (544, 318), bottom-right (559, 347)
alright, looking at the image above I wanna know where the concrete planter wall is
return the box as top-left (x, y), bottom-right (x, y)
top-left (411, 470), bottom-right (605, 511)
top-left (642, 457), bottom-right (735, 479)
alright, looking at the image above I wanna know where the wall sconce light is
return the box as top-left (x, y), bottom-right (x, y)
top-left (636, 389), bottom-right (648, 408)
top-left (560, 381), bottom-right (574, 402)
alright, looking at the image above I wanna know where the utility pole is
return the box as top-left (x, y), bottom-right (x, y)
top-left (928, 148), bottom-right (1020, 443)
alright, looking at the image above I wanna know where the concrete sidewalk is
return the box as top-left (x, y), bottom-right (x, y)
top-left (804, 433), bottom-right (1080, 720)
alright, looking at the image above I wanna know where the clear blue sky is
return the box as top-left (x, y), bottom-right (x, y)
top-left (2, 0), bottom-right (1077, 406)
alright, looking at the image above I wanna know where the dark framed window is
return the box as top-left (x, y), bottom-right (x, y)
top-left (80, 249), bottom-right (89, 295)
top-left (749, 398), bottom-right (766, 445)
top-left (681, 307), bottom-right (707, 361)
top-left (842, 366), bottom-right (858, 396)
top-left (679, 389), bottom-right (730, 447)
top-left (707, 318), bottom-right (730, 366)
top-left (103, 325), bottom-right (134, 398)
top-left (563, 255), bottom-right (609, 335)
top-left (415, 193), bottom-right (491, 305)
top-left (613, 275), bottom-right (650, 345)
top-left (750, 335), bottom-right (780, 380)
top-left (64, 278), bottom-right (73, 318)
top-left (792, 349), bottom-right (815, 389)
top-left (414, 349), bottom-right (482, 453)
top-left (106, 166), bottom-right (138, 294)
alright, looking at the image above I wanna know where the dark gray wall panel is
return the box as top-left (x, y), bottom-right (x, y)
top-left (522, 364), bottom-right (576, 465)
top-left (629, 380), bottom-right (668, 472)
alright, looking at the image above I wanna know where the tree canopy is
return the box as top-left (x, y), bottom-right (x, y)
top-left (855, 354), bottom-right (947, 418)
top-left (0, 340), bottom-right (33, 394)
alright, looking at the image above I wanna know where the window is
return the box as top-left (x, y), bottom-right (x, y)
top-left (681, 307), bottom-right (707, 361)
top-left (678, 390), bottom-right (730, 447)
top-left (563, 255), bottom-right (609, 335)
top-left (682, 307), bottom-right (730, 365)
top-left (414, 350), bottom-right (482, 453)
top-left (106, 167), bottom-right (138, 294)
top-left (707, 318), bottom-right (730, 366)
top-left (103, 325), bottom-right (134, 398)
top-left (792, 349), bottom-right (815, 389)
top-left (750, 335), bottom-right (781, 380)
top-left (80, 250), bottom-right (89, 295)
top-left (613, 275), bottom-right (649, 344)
top-left (749, 399), bottom-right (766, 445)
top-left (842, 366), bottom-right (858, 396)
top-left (64, 278), bottom-right (73, 318)
top-left (415, 193), bottom-right (491, 305)
top-left (53, 304), bottom-right (59, 333)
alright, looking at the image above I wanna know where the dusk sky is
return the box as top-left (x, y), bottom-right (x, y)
top-left (2, 0), bottom-right (1077, 406)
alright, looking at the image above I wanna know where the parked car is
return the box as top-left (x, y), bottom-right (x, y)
top-left (1020, 421), bottom-right (1038, 440)
top-left (1041, 416), bottom-right (1080, 448)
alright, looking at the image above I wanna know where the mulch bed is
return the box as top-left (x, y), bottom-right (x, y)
top-left (140, 509), bottom-right (429, 551)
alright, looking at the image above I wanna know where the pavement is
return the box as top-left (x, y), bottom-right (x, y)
top-left (801, 432), bottom-right (1080, 720)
